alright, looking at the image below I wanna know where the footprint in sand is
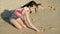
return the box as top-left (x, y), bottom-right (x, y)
top-left (48, 5), bottom-right (56, 11)
top-left (47, 25), bottom-right (56, 30)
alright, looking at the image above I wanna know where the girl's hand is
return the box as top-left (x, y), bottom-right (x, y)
top-left (25, 10), bottom-right (40, 32)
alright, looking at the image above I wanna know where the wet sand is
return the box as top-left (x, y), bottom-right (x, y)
top-left (0, 0), bottom-right (60, 34)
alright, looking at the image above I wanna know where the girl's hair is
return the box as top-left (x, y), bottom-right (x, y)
top-left (21, 1), bottom-right (41, 8)
top-left (21, 1), bottom-right (41, 13)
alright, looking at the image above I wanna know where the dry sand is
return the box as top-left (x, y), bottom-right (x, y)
top-left (0, 0), bottom-right (60, 34)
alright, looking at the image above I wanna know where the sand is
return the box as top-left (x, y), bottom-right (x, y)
top-left (0, 0), bottom-right (60, 34)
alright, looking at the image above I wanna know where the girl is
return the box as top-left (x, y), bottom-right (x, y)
top-left (2, 1), bottom-right (41, 32)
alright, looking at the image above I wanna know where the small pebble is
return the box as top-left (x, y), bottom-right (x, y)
top-left (53, 8), bottom-right (55, 11)
top-left (50, 6), bottom-right (53, 8)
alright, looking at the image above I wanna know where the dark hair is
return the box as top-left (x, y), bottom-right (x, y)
top-left (21, 1), bottom-right (41, 13)
top-left (21, 1), bottom-right (41, 8)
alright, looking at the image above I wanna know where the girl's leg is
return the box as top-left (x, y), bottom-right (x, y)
top-left (16, 18), bottom-right (26, 28)
top-left (10, 19), bottom-right (23, 30)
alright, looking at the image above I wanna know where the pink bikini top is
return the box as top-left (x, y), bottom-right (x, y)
top-left (14, 7), bottom-right (29, 17)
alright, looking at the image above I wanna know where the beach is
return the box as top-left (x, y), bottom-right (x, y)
top-left (0, 0), bottom-right (60, 34)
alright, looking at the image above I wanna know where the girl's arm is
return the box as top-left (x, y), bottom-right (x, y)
top-left (25, 11), bottom-right (40, 32)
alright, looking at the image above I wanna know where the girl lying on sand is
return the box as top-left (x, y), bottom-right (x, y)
top-left (1, 1), bottom-right (41, 32)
